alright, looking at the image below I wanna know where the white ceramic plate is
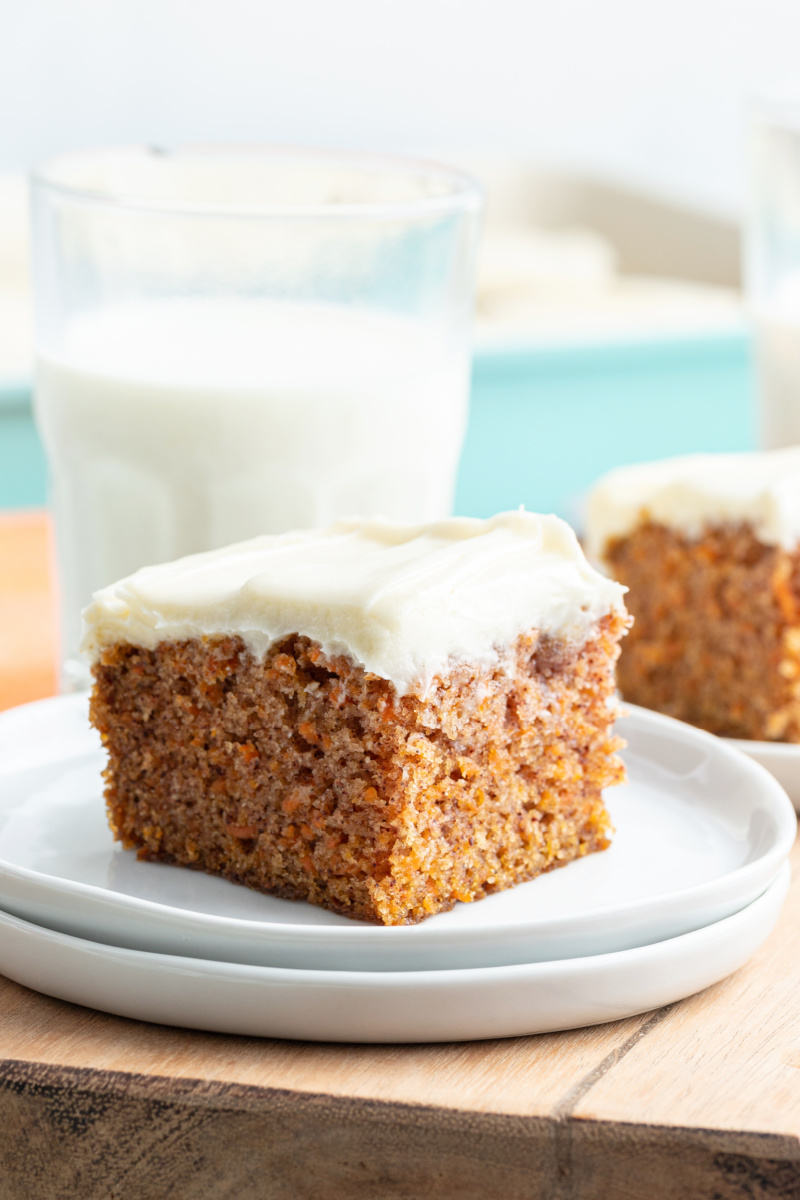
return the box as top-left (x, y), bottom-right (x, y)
top-left (0, 695), bottom-right (793, 971)
top-left (726, 738), bottom-right (800, 814)
top-left (0, 864), bottom-right (788, 1043)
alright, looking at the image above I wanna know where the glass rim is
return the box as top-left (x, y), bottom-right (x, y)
top-left (30, 143), bottom-right (484, 221)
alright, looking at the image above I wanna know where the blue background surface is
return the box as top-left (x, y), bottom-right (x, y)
top-left (454, 334), bottom-right (755, 520)
top-left (0, 334), bottom-right (755, 519)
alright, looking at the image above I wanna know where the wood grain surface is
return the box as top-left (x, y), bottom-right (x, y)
top-left (1, 513), bottom-right (800, 1199)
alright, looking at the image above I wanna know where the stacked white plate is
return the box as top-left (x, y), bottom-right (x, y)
top-left (726, 736), bottom-right (800, 812)
top-left (0, 694), bottom-right (794, 1043)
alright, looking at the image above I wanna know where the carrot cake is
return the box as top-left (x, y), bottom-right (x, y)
top-left (83, 511), bottom-right (629, 925)
top-left (585, 447), bottom-right (800, 741)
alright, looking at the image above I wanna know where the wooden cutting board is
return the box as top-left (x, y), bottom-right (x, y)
top-left (1, 511), bottom-right (799, 1200)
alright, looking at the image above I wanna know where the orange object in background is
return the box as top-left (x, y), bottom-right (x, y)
top-left (0, 511), bottom-right (58, 710)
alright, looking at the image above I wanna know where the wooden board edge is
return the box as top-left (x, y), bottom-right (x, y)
top-left (2, 1057), bottom-right (800, 1199)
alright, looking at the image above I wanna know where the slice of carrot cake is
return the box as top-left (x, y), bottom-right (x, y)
top-left (586, 447), bottom-right (800, 742)
top-left (83, 511), bottom-right (629, 925)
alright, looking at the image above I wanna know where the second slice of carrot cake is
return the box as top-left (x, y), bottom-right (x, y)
top-left (586, 447), bottom-right (800, 741)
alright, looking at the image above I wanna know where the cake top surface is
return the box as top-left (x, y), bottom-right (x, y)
top-left (82, 511), bottom-right (626, 695)
top-left (585, 446), bottom-right (800, 556)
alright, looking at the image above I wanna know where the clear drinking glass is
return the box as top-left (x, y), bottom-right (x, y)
top-left (747, 92), bottom-right (800, 449)
top-left (30, 146), bottom-right (483, 691)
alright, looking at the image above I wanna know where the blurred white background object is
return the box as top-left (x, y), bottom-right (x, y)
top-left (463, 164), bottom-right (743, 346)
top-left (747, 93), bottom-right (800, 448)
top-left (4, 0), bottom-right (800, 218)
top-left (9, 0), bottom-right (800, 370)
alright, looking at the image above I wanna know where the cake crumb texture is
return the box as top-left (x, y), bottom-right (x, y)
top-left (90, 616), bottom-right (627, 925)
top-left (608, 521), bottom-right (800, 741)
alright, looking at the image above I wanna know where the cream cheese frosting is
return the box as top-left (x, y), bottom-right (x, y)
top-left (81, 511), bottom-right (626, 696)
top-left (585, 447), bottom-right (800, 560)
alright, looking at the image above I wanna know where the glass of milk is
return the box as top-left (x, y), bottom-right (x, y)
top-left (748, 92), bottom-right (800, 449)
top-left (30, 147), bottom-right (483, 690)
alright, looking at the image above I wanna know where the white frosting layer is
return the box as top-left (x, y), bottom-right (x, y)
top-left (81, 511), bottom-right (626, 696)
top-left (585, 447), bottom-right (800, 558)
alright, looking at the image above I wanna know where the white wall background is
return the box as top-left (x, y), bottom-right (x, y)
top-left (5, 0), bottom-right (800, 218)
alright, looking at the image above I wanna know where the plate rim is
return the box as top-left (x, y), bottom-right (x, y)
top-left (0, 860), bottom-right (790, 985)
top-left (0, 692), bottom-right (794, 946)
top-left (725, 734), bottom-right (800, 760)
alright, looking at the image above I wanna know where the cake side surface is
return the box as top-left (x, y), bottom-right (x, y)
top-left (90, 615), bottom-right (627, 925)
top-left (605, 521), bottom-right (800, 741)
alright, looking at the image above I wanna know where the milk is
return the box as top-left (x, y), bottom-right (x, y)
top-left (34, 299), bottom-right (469, 685)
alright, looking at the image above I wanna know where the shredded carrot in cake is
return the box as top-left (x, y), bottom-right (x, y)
top-left (90, 617), bottom-right (627, 925)
top-left (607, 521), bottom-right (800, 742)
